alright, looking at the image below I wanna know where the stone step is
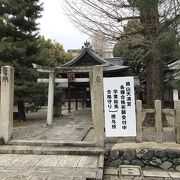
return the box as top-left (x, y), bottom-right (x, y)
top-left (0, 145), bottom-right (104, 155)
top-left (0, 167), bottom-right (103, 180)
top-left (9, 139), bottom-right (96, 147)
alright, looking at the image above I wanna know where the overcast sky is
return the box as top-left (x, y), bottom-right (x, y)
top-left (38, 0), bottom-right (89, 51)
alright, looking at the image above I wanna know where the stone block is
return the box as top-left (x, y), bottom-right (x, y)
top-left (142, 149), bottom-right (154, 160)
top-left (136, 149), bottom-right (144, 159)
top-left (108, 158), bottom-right (122, 167)
top-left (160, 161), bottom-right (172, 170)
top-left (109, 150), bottom-right (120, 160)
top-left (123, 160), bottom-right (130, 165)
top-left (172, 158), bottom-right (180, 166)
top-left (165, 149), bottom-right (178, 159)
top-left (30, 175), bottom-right (47, 180)
top-left (143, 170), bottom-right (169, 178)
top-left (123, 149), bottom-right (136, 161)
top-left (176, 165), bottom-right (180, 171)
top-left (136, 149), bottom-right (154, 160)
top-left (104, 168), bottom-right (119, 175)
top-left (154, 149), bottom-right (166, 158)
top-left (131, 159), bottom-right (144, 167)
top-left (161, 157), bottom-right (168, 162)
top-left (149, 158), bottom-right (162, 166)
top-left (119, 165), bottom-right (142, 176)
top-left (168, 172), bottom-right (180, 178)
top-left (143, 160), bottom-right (150, 166)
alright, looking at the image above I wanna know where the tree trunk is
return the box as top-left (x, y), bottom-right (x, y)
top-left (138, 1), bottom-right (164, 107)
top-left (136, 1), bottom-right (168, 126)
top-left (17, 100), bottom-right (26, 121)
top-left (145, 55), bottom-right (164, 107)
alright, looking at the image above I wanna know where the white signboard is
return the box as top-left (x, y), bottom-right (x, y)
top-left (103, 77), bottom-right (136, 137)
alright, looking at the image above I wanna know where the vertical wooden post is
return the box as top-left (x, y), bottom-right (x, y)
top-left (175, 101), bottom-right (180, 143)
top-left (155, 100), bottom-right (163, 143)
top-left (136, 100), bottom-right (142, 143)
top-left (59, 104), bottom-right (62, 116)
top-left (0, 66), bottom-right (14, 143)
top-left (68, 83), bottom-right (71, 113)
top-left (89, 65), bottom-right (105, 147)
top-left (82, 95), bottom-right (85, 109)
top-left (75, 86), bottom-right (78, 111)
top-left (82, 89), bottom-right (86, 109)
top-left (47, 72), bottom-right (54, 125)
top-left (82, 92), bottom-right (86, 109)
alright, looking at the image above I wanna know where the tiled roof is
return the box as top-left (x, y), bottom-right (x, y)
top-left (63, 43), bottom-right (128, 73)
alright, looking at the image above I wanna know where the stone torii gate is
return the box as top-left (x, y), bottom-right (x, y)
top-left (33, 64), bottom-right (105, 147)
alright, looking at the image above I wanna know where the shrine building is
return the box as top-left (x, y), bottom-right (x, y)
top-left (60, 42), bottom-right (129, 110)
top-left (33, 42), bottom-right (129, 127)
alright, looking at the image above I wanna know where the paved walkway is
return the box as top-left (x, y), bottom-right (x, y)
top-left (13, 108), bottom-right (93, 141)
top-left (0, 154), bottom-right (101, 179)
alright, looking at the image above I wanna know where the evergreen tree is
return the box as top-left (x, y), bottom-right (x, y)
top-left (113, 20), bottom-right (145, 79)
top-left (0, 0), bottom-right (43, 120)
top-left (38, 36), bottom-right (72, 67)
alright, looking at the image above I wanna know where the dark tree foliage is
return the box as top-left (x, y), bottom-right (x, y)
top-left (113, 20), bottom-right (145, 79)
top-left (0, 0), bottom-right (43, 120)
top-left (38, 36), bottom-right (73, 67)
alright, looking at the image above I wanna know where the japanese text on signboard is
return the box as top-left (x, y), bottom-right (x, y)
top-left (103, 77), bottom-right (136, 137)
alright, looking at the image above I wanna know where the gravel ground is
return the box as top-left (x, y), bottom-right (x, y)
top-left (12, 107), bottom-right (176, 144)
top-left (12, 107), bottom-right (93, 141)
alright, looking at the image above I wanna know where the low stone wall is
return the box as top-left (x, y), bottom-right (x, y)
top-left (105, 148), bottom-right (180, 171)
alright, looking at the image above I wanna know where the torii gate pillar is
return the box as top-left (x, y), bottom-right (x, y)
top-left (90, 66), bottom-right (105, 147)
top-left (47, 72), bottom-right (55, 125)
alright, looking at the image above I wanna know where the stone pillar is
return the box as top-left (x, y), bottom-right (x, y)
top-left (155, 100), bottom-right (162, 143)
top-left (47, 72), bottom-right (54, 125)
top-left (89, 65), bottom-right (105, 147)
top-left (175, 101), bottom-right (180, 143)
top-left (0, 66), bottom-right (14, 143)
top-left (173, 89), bottom-right (179, 101)
top-left (136, 100), bottom-right (142, 143)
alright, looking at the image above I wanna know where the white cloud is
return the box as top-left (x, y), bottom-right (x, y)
top-left (38, 0), bottom-right (89, 51)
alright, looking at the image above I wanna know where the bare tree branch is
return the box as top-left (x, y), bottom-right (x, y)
top-left (62, 0), bottom-right (180, 106)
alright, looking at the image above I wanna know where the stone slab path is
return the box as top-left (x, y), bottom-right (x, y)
top-left (104, 167), bottom-right (180, 179)
top-left (0, 154), bottom-right (103, 179)
top-left (13, 109), bottom-right (93, 141)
